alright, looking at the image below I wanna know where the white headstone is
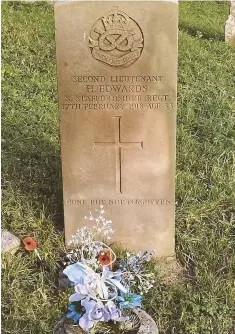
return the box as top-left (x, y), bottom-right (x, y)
top-left (54, 1), bottom-right (178, 257)
top-left (225, 0), bottom-right (235, 45)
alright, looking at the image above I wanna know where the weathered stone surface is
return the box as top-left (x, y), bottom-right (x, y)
top-left (1, 230), bottom-right (20, 254)
top-left (54, 1), bottom-right (178, 256)
top-left (54, 309), bottom-right (158, 334)
top-left (225, 0), bottom-right (235, 45)
top-left (133, 309), bottom-right (159, 334)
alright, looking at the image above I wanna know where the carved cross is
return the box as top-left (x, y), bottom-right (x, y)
top-left (94, 116), bottom-right (143, 194)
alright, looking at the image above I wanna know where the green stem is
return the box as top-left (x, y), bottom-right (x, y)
top-left (34, 249), bottom-right (42, 261)
top-left (90, 324), bottom-right (96, 334)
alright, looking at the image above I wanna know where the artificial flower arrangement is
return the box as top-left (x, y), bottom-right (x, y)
top-left (61, 206), bottom-right (156, 334)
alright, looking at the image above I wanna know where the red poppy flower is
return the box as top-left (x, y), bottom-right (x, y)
top-left (98, 250), bottom-right (112, 267)
top-left (23, 237), bottom-right (37, 251)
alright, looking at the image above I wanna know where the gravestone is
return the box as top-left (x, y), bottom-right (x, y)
top-left (55, 1), bottom-right (178, 256)
top-left (225, 0), bottom-right (235, 46)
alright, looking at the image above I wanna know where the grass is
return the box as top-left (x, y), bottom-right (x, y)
top-left (1, 1), bottom-right (235, 333)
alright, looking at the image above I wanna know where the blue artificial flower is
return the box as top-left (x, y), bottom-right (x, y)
top-left (116, 292), bottom-right (142, 309)
top-left (114, 270), bottom-right (123, 282)
top-left (63, 263), bottom-right (88, 285)
top-left (79, 298), bottom-right (106, 332)
top-left (104, 301), bottom-right (129, 322)
top-left (68, 279), bottom-right (93, 303)
top-left (66, 304), bottom-right (82, 324)
top-left (102, 266), bottom-right (127, 295)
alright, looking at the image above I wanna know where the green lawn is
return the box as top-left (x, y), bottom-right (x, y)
top-left (2, 1), bottom-right (235, 333)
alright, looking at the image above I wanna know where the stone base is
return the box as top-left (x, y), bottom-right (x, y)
top-left (1, 230), bottom-right (20, 255)
top-left (54, 309), bottom-right (158, 334)
top-left (133, 309), bottom-right (159, 334)
top-left (157, 256), bottom-right (184, 285)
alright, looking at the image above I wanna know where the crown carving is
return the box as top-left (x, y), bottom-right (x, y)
top-left (102, 7), bottom-right (130, 31)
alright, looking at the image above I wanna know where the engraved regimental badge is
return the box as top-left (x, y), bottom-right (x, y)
top-left (89, 7), bottom-right (144, 67)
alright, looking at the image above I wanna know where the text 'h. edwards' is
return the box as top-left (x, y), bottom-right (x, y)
top-left (89, 7), bottom-right (144, 67)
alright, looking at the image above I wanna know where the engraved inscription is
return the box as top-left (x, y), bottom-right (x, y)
top-left (66, 199), bottom-right (171, 205)
top-left (61, 75), bottom-right (175, 112)
top-left (89, 7), bottom-right (144, 67)
top-left (94, 116), bottom-right (143, 194)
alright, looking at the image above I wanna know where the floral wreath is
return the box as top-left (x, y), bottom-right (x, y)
top-left (62, 206), bottom-right (156, 333)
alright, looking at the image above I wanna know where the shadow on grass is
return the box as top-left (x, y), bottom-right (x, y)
top-left (2, 131), bottom-right (64, 231)
top-left (179, 23), bottom-right (225, 42)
